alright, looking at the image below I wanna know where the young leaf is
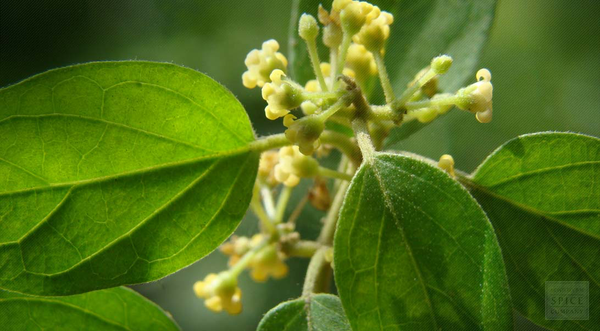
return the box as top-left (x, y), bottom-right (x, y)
top-left (257, 294), bottom-right (351, 331)
top-left (466, 132), bottom-right (600, 330)
top-left (0, 287), bottom-right (179, 330)
top-left (334, 153), bottom-right (512, 330)
top-left (384, 0), bottom-right (497, 145)
top-left (0, 61), bottom-right (259, 296)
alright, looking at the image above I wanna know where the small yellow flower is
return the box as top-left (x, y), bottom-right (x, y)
top-left (274, 146), bottom-right (320, 186)
top-left (340, 1), bottom-right (380, 35)
top-left (262, 70), bottom-right (304, 120)
top-left (438, 154), bottom-right (455, 177)
top-left (284, 115), bottom-right (326, 155)
top-left (456, 69), bottom-right (493, 123)
top-left (353, 11), bottom-right (393, 52)
top-left (220, 236), bottom-right (251, 267)
top-left (249, 245), bottom-right (289, 282)
top-left (346, 43), bottom-right (377, 84)
top-left (242, 39), bottom-right (288, 89)
top-left (258, 151), bottom-right (279, 187)
top-left (194, 272), bottom-right (242, 315)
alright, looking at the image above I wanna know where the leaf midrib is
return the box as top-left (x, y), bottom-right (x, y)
top-left (465, 179), bottom-right (600, 241)
top-left (0, 147), bottom-right (251, 197)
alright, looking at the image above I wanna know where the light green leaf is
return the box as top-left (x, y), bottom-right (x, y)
top-left (0, 287), bottom-right (179, 330)
top-left (334, 153), bottom-right (512, 330)
top-left (0, 61), bottom-right (259, 296)
top-left (257, 294), bottom-right (351, 331)
top-left (383, 0), bottom-right (497, 145)
top-left (467, 132), bottom-right (600, 330)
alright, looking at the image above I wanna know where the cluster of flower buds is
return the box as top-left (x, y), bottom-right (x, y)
top-left (194, 272), bottom-right (242, 315)
top-left (346, 43), bottom-right (377, 85)
top-left (220, 235), bottom-right (259, 266)
top-left (262, 70), bottom-right (305, 120)
top-left (248, 244), bottom-right (289, 282)
top-left (274, 146), bottom-right (320, 186)
top-left (455, 69), bottom-right (493, 123)
top-left (242, 40), bottom-right (288, 89)
top-left (257, 151), bottom-right (279, 187)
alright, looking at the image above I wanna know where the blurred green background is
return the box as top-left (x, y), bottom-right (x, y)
top-left (1, 0), bottom-right (598, 330)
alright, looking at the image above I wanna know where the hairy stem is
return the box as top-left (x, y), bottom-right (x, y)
top-left (318, 166), bottom-right (353, 181)
top-left (374, 51), bottom-right (395, 103)
top-left (352, 118), bottom-right (376, 162)
top-left (274, 186), bottom-right (293, 223)
top-left (306, 39), bottom-right (329, 92)
top-left (302, 247), bottom-right (329, 297)
top-left (318, 179), bottom-right (351, 245)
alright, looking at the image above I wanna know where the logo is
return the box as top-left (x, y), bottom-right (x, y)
top-left (545, 281), bottom-right (589, 320)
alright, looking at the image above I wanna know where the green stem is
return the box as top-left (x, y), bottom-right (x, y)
top-left (302, 247), bottom-right (328, 297)
top-left (304, 90), bottom-right (346, 101)
top-left (405, 95), bottom-right (458, 111)
top-left (374, 51), bottom-right (395, 103)
top-left (318, 178), bottom-right (351, 245)
top-left (329, 47), bottom-right (338, 87)
top-left (275, 186), bottom-right (293, 223)
top-left (251, 185), bottom-right (276, 234)
top-left (306, 39), bottom-right (329, 92)
top-left (250, 134), bottom-right (291, 152)
top-left (318, 166), bottom-right (353, 181)
top-left (393, 68), bottom-right (437, 109)
top-left (261, 187), bottom-right (276, 219)
top-left (229, 239), bottom-right (269, 277)
top-left (317, 97), bottom-right (348, 121)
top-left (336, 33), bottom-right (353, 78)
top-left (286, 240), bottom-right (321, 258)
top-left (352, 118), bottom-right (376, 163)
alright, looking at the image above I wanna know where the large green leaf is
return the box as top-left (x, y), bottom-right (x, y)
top-left (0, 287), bottom-right (179, 330)
top-left (0, 61), bottom-right (259, 296)
top-left (383, 0), bottom-right (497, 145)
top-left (334, 153), bottom-right (512, 330)
top-left (257, 294), bottom-right (351, 331)
top-left (466, 132), bottom-right (600, 330)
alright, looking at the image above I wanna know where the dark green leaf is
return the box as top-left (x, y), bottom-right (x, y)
top-left (257, 294), bottom-right (351, 331)
top-left (0, 61), bottom-right (259, 296)
top-left (0, 287), bottom-right (179, 330)
top-left (467, 132), bottom-right (600, 330)
top-left (334, 153), bottom-right (512, 330)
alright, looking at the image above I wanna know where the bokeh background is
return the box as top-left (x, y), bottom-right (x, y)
top-left (1, 0), bottom-right (599, 330)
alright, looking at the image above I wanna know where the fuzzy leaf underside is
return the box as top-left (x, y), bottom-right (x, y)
top-left (469, 132), bottom-right (600, 330)
top-left (257, 294), bottom-right (351, 331)
top-left (0, 287), bottom-right (179, 330)
top-left (334, 153), bottom-right (512, 330)
top-left (0, 61), bottom-right (258, 296)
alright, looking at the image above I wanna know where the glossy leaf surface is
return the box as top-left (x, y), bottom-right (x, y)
top-left (468, 132), bottom-right (600, 330)
top-left (0, 287), bottom-right (179, 330)
top-left (0, 61), bottom-right (258, 295)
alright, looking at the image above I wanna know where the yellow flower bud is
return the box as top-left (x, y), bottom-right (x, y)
top-left (274, 146), bottom-right (319, 186)
top-left (262, 70), bottom-right (305, 120)
top-left (431, 55), bottom-right (453, 74)
top-left (438, 154), bottom-right (455, 177)
top-left (340, 1), bottom-right (379, 36)
top-left (284, 116), bottom-right (325, 155)
top-left (346, 43), bottom-right (377, 84)
top-left (455, 68), bottom-right (493, 122)
top-left (194, 272), bottom-right (243, 315)
top-left (299, 14), bottom-right (320, 41)
top-left (242, 39), bottom-right (288, 89)
top-left (249, 245), bottom-right (289, 282)
top-left (353, 11), bottom-right (393, 52)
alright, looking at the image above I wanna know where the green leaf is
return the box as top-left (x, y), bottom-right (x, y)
top-left (0, 287), bottom-right (179, 330)
top-left (0, 61), bottom-right (259, 296)
top-left (467, 132), bottom-right (600, 330)
top-left (257, 294), bottom-right (351, 331)
top-left (334, 153), bottom-right (512, 330)
top-left (383, 0), bottom-right (497, 145)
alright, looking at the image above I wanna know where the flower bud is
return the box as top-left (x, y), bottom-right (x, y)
top-left (340, 1), bottom-right (378, 36)
top-left (194, 272), bottom-right (242, 315)
top-left (353, 11), bottom-right (393, 52)
top-left (346, 43), bottom-right (377, 84)
top-left (249, 245), bottom-right (289, 282)
top-left (262, 69), bottom-right (305, 120)
top-left (455, 68), bottom-right (493, 122)
top-left (438, 154), bottom-right (455, 177)
top-left (299, 14), bottom-right (319, 41)
top-left (431, 55), bottom-right (453, 74)
top-left (274, 146), bottom-right (320, 186)
top-left (284, 116), bottom-right (325, 155)
top-left (242, 39), bottom-right (288, 89)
